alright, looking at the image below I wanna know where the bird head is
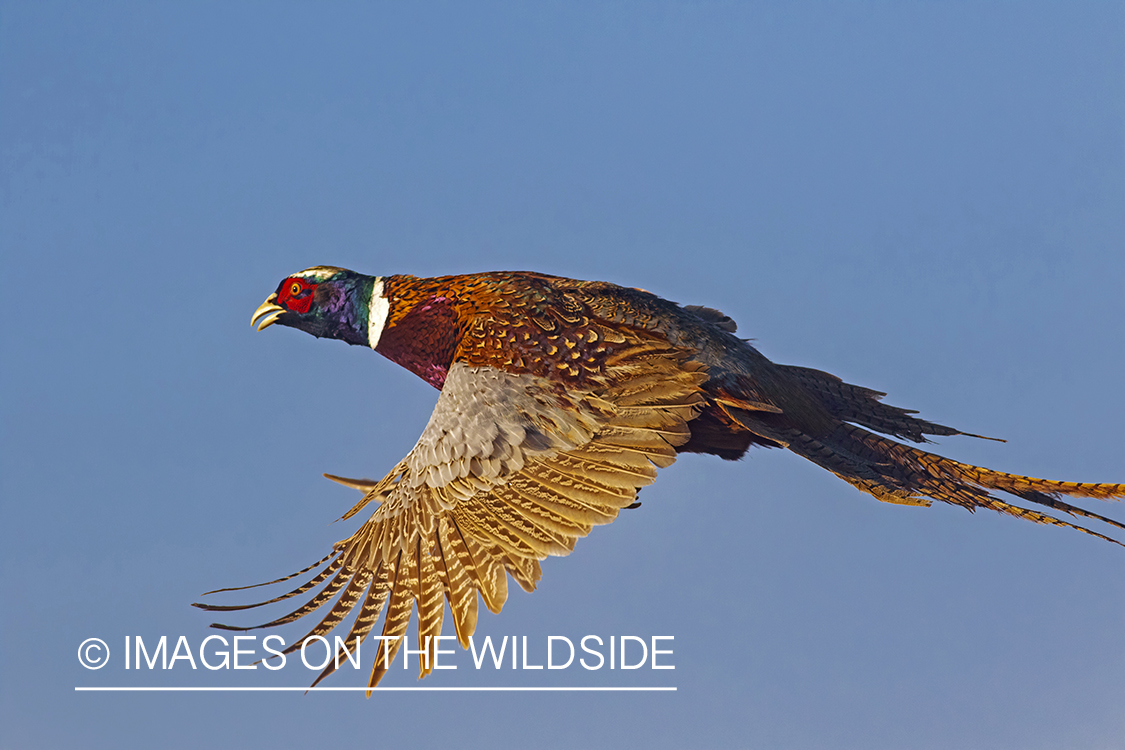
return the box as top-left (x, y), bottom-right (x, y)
top-left (251, 266), bottom-right (382, 347)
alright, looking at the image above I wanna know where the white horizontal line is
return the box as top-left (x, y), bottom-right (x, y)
top-left (75, 686), bottom-right (676, 692)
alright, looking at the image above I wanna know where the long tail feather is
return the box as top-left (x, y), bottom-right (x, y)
top-left (779, 365), bottom-right (1004, 443)
top-left (724, 407), bottom-right (1125, 545)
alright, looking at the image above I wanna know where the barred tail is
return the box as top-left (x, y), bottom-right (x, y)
top-left (724, 404), bottom-right (1125, 546)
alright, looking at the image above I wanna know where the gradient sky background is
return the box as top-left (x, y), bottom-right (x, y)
top-left (2, 2), bottom-right (1123, 748)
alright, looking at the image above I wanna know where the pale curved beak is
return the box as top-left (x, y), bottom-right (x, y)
top-left (251, 294), bottom-right (285, 331)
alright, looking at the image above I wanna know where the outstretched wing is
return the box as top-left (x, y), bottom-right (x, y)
top-left (195, 337), bottom-right (706, 690)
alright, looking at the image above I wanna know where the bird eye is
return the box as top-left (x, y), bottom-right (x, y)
top-left (290, 282), bottom-right (302, 296)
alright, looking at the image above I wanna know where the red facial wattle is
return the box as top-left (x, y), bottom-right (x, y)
top-left (278, 278), bottom-right (317, 314)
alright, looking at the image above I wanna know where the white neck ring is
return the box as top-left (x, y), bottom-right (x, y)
top-left (367, 278), bottom-right (390, 350)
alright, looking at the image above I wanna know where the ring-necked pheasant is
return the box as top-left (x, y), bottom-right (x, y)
top-left (197, 266), bottom-right (1125, 690)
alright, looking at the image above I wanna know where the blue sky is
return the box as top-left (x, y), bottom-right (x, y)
top-left (2, 2), bottom-right (1123, 748)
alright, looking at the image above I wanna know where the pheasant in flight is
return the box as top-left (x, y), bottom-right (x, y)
top-left (197, 266), bottom-right (1125, 689)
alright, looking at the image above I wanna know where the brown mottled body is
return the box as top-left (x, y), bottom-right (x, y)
top-left (373, 272), bottom-right (873, 462)
top-left (378, 273), bottom-right (624, 388)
